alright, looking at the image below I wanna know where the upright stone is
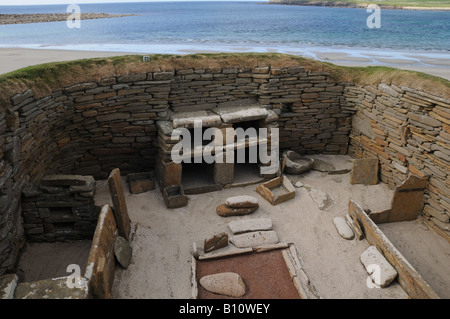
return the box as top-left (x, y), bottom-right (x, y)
top-left (0, 274), bottom-right (18, 299)
top-left (204, 232), bottom-right (228, 253)
top-left (107, 168), bottom-right (131, 240)
top-left (114, 236), bottom-right (132, 269)
top-left (85, 205), bottom-right (117, 299)
top-left (388, 175), bottom-right (428, 222)
top-left (350, 157), bottom-right (379, 185)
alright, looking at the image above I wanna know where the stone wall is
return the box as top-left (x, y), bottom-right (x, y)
top-left (1, 56), bottom-right (448, 276)
top-left (21, 175), bottom-right (99, 242)
top-left (346, 83), bottom-right (450, 233)
top-left (0, 63), bottom-right (352, 275)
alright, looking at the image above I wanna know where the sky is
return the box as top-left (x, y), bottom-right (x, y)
top-left (0, 0), bottom-right (256, 5)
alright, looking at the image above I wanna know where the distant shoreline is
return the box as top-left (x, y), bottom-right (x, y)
top-left (267, 1), bottom-right (450, 11)
top-left (0, 13), bottom-right (136, 25)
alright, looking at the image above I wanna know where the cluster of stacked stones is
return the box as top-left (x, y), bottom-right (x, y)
top-left (346, 83), bottom-right (450, 234)
top-left (21, 175), bottom-right (100, 242)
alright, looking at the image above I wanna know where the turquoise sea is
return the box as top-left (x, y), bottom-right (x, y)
top-left (0, 1), bottom-right (449, 63)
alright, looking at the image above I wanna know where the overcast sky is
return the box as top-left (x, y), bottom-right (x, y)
top-left (0, 0), bottom-right (257, 5)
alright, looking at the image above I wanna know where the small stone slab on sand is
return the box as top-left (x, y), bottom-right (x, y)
top-left (225, 195), bottom-right (259, 208)
top-left (312, 159), bottom-right (335, 172)
top-left (305, 186), bottom-right (333, 210)
top-left (199, 272), bottom-right (246, 298)
top-left (114, 236), bottom-right (132, 269)
top-left (333, 217), bottom-right (355, 240)
top-left (0, 274), bottom-right (18, 299)
top-left (204, 232), bottom-right (228, 253)
top-left (228, 218), bottom-right (273, 234)
top-left (230, 231), bottom-right (279, 248)
top-left (216, 204), bottom-right (258, 217)
top-left (360, 246), bottom-right (398, 288)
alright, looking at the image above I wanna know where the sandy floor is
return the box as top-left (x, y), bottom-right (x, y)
top-left (15, 240), bottom-right (92, 283)
top-left (91, 154), bottom-right (447, 299)
top-left (0, 47), bottom-right (449, 81)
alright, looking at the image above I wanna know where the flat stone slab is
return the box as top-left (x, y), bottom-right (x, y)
top-left (204, 232), bottom-right (228, 253)
top-left (360, 246), bottom-right (398, 288)
top-left (40, 175), bottom-right (91, 186)
top-left (305, 186), bottom-right (333, 210)
top-left (333, 217), bottom-right (355, 240)
top-left (213, 105), bottom-right (268, 123)
top-left (172, 110), bottom-right (222, 128)
top-left (107, 168), bottom-right (131, 240)
top-left (0, 274), bottom-right (18, 299)
top-left (388, 175), bottom-right (428, 223)
top-left (199, 272), bottom-right (246, 298)
top-left (216, 204), bottom-right (258, 217)
top-left (312, 159), bottom-right (335, 172)
top-left (228, 218), bottom-right (273, 234)
top-left (14, 277), bottom-right (90, 299)
top-left (230, 231), bottom-right (279, 248)
top-left (225, 195), bottom-right (259, 208)
top-left (350, 157), bottom-right (379, 185)
top-left (114, 236), bottom-right (132, 269)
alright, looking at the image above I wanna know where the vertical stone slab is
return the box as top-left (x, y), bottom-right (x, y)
top-left (161, 161), bottom-right (182, 188)
top-left (84, 204), bottom-right (117, 299)
top-left (388, 175), bottom-right (428, 223)
top-left (214, 162), bottom-right (234, 185)
top-left (349, 157), bottom-right (379, 185)
top-left (348, 200), bottom-right (439, 299)
top-left (107, 168), bottom-right (131, 240)
top-left (0, 274), bottom-right (18, 299)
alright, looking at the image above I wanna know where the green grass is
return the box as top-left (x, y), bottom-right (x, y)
top-left (0, 53), bottom-right (448, 113)
top-left (269, 0), bottom-right (450, 8)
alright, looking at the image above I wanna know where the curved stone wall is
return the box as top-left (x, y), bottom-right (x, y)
top-left (0, 54), bottom-right (448, 276)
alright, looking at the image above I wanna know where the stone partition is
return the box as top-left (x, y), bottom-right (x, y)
top-left (0, 54), bottom-right (448, 276)
top-left (346, 83), bottom-right (450, 233)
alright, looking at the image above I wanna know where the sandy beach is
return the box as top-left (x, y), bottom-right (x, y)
top-left (0, 47), bottom-right (449, 80)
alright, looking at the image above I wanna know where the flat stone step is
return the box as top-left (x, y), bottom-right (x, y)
top-left (213, 105), bottom-right (268, 123)
top-left (225, 195), bottom-right (259, 208)
top-left (360, 246), bottom-right (398, 288)
top-left (230, 230), bottom-right (279, 248)
top-left (228, 218), bottom-right (273, 234)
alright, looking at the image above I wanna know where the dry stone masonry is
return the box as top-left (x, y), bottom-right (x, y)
top-left (0, 56), bottom-right (448, 277)
top-left (21, 175), bottom-right (99, 242)
top-left (346, 84), bottom-right (450, 233)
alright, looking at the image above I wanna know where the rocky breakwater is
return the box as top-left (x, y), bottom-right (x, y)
top-left (0, 13), bottom-right (136, 25)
